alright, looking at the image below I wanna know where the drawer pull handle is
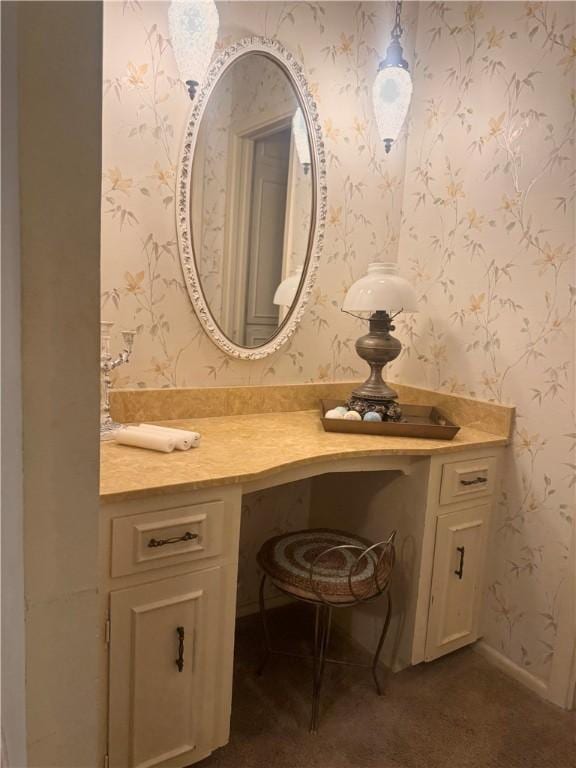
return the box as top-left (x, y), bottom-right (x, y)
top-left (147, 531), bottom-right (198, 548)
top-left (460, 476), bottom-right (487, 486)
top-left (454, 546), bottom-right (465, 579)
top-left (176, 626), bottom-right (185, 672)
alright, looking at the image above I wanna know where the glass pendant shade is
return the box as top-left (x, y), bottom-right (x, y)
top-left (273, 266), bottom-right (303, 307)
top-left (372, 65), bottom-right (413, 152)
top-left (169, 0), bottom-right (219, 99)
top-left (292, 108), bottom-right (311, 173)
top-left (343, 262), bottom-right (418, 315)
top-left (372, 1), bottom-right (413, 153)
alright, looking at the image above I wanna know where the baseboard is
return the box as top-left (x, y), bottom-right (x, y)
top-left (236, 593), bottom-right (295, 619)
top-left (474, 640), bottom-right (548, 698)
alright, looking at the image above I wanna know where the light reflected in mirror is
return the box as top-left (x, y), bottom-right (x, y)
top-left (191, 52), bottom-right (313, 348)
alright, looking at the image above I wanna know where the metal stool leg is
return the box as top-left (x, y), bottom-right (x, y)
top-left (310, 603), bottom-right (332, 733)
top-left (257, 574), bottom-right (271, 676)
top-left (372, 590), bottom-right (392, 696)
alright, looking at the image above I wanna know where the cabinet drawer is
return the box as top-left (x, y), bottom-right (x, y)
top-left (440, 457), bottom-right (496, 505)
top-left (111, 500), bottom-right (224, 578)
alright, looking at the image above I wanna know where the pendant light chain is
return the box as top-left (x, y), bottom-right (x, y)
top-left (392, 0), bottom-right (403, 41)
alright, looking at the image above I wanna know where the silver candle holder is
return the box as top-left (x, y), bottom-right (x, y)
top-left (100, 320), bottom-right (135, 440)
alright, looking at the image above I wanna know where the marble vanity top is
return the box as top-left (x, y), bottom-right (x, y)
top-left (101, 382), bottom-right (514, 503)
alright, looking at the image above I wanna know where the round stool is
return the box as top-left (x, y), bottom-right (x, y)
top-left (256, 527), bottom-right (396, 732)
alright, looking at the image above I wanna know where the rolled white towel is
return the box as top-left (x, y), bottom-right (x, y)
top-left (139, 423), bottom-right (201, 451)
top-left (113, 426), bottom-right (176, 453)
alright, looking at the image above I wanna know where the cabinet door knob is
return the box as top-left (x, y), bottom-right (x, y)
top-left (176, 626), bottom-right (185, 672)
top-left (454, 546), bottom-right (465, 579)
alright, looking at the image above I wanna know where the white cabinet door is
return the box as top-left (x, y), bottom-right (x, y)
top-left (108, 568), bottom-right (224, 768)
top-left (425, 504), bottom-right (489, 661)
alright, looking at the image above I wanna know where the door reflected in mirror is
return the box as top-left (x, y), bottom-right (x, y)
top-left (191, 52), bottom-right (313, 348)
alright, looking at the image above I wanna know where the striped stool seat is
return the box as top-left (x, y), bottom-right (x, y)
top-left (257, 528), bottom-right (394, 605)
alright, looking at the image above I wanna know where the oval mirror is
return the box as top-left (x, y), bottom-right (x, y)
top-left (177, 37), bottom-right (326, 359)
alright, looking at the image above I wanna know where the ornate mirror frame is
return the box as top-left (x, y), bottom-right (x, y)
top-left (176, 36), bottom-right (327, 360)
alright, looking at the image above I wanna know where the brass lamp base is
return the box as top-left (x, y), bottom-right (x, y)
top-left (347, 310), bottom-right (403, 422)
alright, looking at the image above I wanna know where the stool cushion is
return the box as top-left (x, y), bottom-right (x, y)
top-left (257, 528), bottom-right (394, 605)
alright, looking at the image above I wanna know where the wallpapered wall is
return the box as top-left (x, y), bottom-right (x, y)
top-left (394, 1), bottom-right (575, 686)
top-left (101, 0), bottom-right (415, 387)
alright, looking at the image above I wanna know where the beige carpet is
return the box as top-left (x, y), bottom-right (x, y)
top-left (198, 604), bottom-right (575, 768)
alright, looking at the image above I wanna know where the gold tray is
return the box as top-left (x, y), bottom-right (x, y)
top-left (319, 400), bottom-right (460, 440)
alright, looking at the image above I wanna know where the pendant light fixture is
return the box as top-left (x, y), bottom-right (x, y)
top-left (372, 0), bottom-right (412, 153)
top-left (168, 0), bottom-right (219, 101)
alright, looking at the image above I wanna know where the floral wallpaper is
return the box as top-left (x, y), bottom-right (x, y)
top-left (101, 0), bottom-right (415, 388)
top-left (394, 1), bottom-right (575, 686)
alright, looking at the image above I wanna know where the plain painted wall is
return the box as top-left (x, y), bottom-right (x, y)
top-left (17, 2), bottom-right (102, 764)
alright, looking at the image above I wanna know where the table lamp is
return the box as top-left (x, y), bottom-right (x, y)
top-left (342, 262), bottom-right (418, 421)
top-left (273, 266), bottom-right (304, 307)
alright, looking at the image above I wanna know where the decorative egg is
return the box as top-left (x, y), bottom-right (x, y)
top-left (363, 411), bottom-right (382, 422)
top-left (334, 406), bottom-right (348, 415)
top-left (325, 408), bottom-right (345, 419)
top-left (344, 410), bottom-right (362, 420)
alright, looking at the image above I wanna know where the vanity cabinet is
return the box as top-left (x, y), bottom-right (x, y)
top-left (101, 487), bottom-right (242, 768)
top-left (100, 437), bottom-right (506, 767)
top-left (411, 449), bottom-right (501, 666)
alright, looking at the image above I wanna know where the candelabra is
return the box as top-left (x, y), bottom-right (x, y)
top-left (100, 321), bottom-right (135, 440)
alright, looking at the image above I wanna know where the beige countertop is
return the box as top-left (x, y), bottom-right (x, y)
top-left (100, 409), bottom-right (510, 503)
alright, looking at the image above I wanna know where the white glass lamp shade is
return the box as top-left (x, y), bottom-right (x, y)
top-left (343, 262), bottom-right (418, 315)
top-left (372, 65), bottom-right (413, 152)
top-left (168, 0), bottom-right (219, 96)
top-left (292, 108), bottom-right (311, 172)
top-left (273, 266), bottom-right (304, 307)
